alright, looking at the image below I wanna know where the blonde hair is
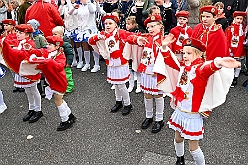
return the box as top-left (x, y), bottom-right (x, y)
top-left (192, 47), bottom-right (206, 61)
top-left (52, 26), bottom-right (64, 36)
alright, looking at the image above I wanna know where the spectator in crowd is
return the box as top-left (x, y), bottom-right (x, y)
top-left (9, 0), bottom-right (19, 24)
top-left (103, 0), bottom-right (136, 29)
top-left (212, 0), bottom-right (238, 24)
top-left (214, 1), bottom-right (229, 31)
top-left (25, 0), bottom-right (64, 37)
top-left (0, 0), bottom-right (11, 33)
top-left (17, 0), bottom-right (34, 24)
top-left (58, 0), bottom-right (78, 67)
top-left (153, 0), bottom-right (175, 34)
top-left (178, 0), bottom-right (201, 28)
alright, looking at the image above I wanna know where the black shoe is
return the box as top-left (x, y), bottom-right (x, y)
top-left (231, 77), bottom-right (238, 87)
top-left (122, 104), bottom-right (132, 116)
top-left (13, 87), bottom-right (19, 93)
top-left (141, 118), bottom-right (153, 129)
top-left (56, 120), bottom-right (74, 131)
top-left (29, 111), bottom-right (43, 123)
top-left (23, 110), bottom-right (35, 121)
top-left (18, 88), bottom-right (25, 92)
top-left (242, 79), bottom-right (248, 87)
top-left (41, 93), bottom-right (46, 98)
top-left (151, 120), bottom-right (164, 133)
top-left (175, 156), bottom-right (185, 165)
top-left (68, 113), bottom-right (76, 123)
top-left (110, 101), bottom-right (123, 113)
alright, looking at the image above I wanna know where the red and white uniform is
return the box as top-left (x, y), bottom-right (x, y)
top-left (191, 23), bottom-right (228, 60)
top-left (127, 33), bottom-right (163, 95)
top-left (225, 23), bottom-right (246, 59)
top-left (170, 24), bottom-right (192, 59)
top-left (89, 29), bottom-right (132, 84)
top-left (30, 49), bottom-right (68, 95)
top-left (2, 37), bottom-right (41, 88)
top-left (153, 47), bottom-right (234, 140)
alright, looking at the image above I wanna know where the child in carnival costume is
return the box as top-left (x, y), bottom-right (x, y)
top-left (153, 35), bottom-right (240, 165)
top-left (225, 11), bottom-right (246, 87)
top-left (88, 14), bottom-right (133, 116)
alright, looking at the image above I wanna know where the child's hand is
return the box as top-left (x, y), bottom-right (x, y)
top-left (216, 57), bottom-right (241, 68)
top-left (74, 4), bottom-right (80, 8)
top-left (61, 0), bottom-right (65, 5)
top-left (138, 37), bottom-right (148, 45)
top-left (162, 33), bottom-right (175, 49)
top-left (135, 0), bottom-right (144, 6)
top-left (98, 35), bottom-right (106, 40)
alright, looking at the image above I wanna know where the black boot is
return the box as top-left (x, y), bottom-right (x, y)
top-left (141, 118), bottom-right (153, 129)
top-left (122, 104), bottom-right (132, 116)
top-left (231, 77), bottom-right (238, 87)
top-left (23, 110), bottom-right (35, 121)
top-left (29, 111), bottom-right (43, 123)
top-left (151, 120), bottom-right (164, 133)
top-left (175, 156), bottom-right (185, 165)
top-left (110, 101), bottom-right (123, 113)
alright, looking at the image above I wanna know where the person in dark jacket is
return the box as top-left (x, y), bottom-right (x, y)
top-left (17, 0), bottom-right (33, 24)
top-left (52, 26), bottom-right (74, 95)
top-left (212, 0), bottom-right (238, 24)
top-left (214, 2), bottom-right (229, 31)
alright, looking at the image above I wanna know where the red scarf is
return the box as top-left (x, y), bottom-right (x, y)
top-left (183, 58), bottom-right (204, 72)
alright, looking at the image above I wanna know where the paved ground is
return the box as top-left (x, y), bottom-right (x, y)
top-left (0, 60), bottom-right (247, 165)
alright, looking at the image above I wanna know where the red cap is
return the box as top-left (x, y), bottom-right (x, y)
top-left (233, 11), bottom-right (246, 18)
top-left (46, 36), bottom-right (64, 47)
top-left (144, 14), bottom-right (162, 26)
top-left (2, 19), bottom-right (16, 26)
top-left (175, 11), bottom-right (190, 18)
top-left (182, 38), bottom-right (206, 52)
top-left (200, 5), bottom-right (218, 15)
top-left (102, 14), bottom-right (119, 23)
top-left (15, 24), bottom-right (34, 33)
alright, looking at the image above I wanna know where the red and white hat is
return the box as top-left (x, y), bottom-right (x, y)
top-left (233, 11), bottom-right (246, 18)
top-left (102, 14), bottom-right (119, 23)
top-left (15, 24), bottom-right (34, 33)
top-left (46, 36), bottom-right (64, 47)
top-left (175, 11), bottom-right (190, 18)
top-left (2, 19), bottom-right (16, 26)
top-left (144, 14), bottom-right (162, 26)
top-left (200, 5), bottom-right (218, 15)
top-left (182, 38), bottom-right (206, 52)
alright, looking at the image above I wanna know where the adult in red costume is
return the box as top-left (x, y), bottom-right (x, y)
top-left (191, 5), bottom-right (228, 61)
top-left (25, 0), bottom-right (64, 37)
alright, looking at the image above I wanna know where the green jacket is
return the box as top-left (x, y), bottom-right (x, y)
top-left (63, 36), bottom-right (74, 65)
top-left (33, 30), bottom-right (48, 49)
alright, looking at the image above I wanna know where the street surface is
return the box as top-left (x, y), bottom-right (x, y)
top-left (0, 60), bottom-right (247, 165)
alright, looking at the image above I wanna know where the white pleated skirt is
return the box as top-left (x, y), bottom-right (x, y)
top-left (140, 73), bottom-right (163, 95)
top-left (107, 64), bottom-right (130, 84)
top-left (168, 108), bottom-right (204, 140)
top-left (14, 74), bottom-right (37, 88)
